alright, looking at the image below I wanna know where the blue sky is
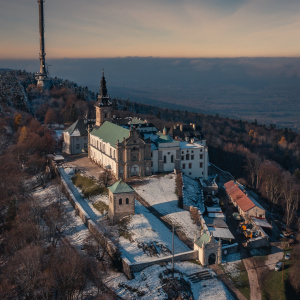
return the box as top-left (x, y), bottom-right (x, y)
top-left (1, 0), bottom-right (300, 58)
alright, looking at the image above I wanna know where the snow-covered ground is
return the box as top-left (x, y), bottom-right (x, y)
top-left (182, 175), bottom-right (204, 212)
top-left (31, 184), bottom-right (91, 250)
top-left (105, 261), bottom-right (234, 300)
top-left (134, 175), bottom-right (199, 240)
top-left (119, 201), bottom-right (190, 263)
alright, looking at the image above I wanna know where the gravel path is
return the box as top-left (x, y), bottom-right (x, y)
top-left (242, 257), bottom-right (261, 300)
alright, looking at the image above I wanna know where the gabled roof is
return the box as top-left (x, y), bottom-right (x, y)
top-left (108, 180), bottom-right (135, 194)
top-left (236, 195), bottom-right (256, 212)
top-left (90, 121), bottom-right (130, 147)
top-left (64, 119), bottom-right (88, 136)
top-left (224, 180), bottom-right (236, 191)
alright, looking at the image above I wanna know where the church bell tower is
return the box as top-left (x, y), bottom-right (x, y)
top-left (95, 70), bottom-right (112, 127)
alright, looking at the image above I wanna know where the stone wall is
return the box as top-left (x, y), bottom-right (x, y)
top-left (222, 243), bottom-right (239, 256)
top-left (129, 250), bottom-right (198, 274)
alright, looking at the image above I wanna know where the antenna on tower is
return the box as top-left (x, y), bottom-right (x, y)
top-left (35, 0), bottom-right (50, 89)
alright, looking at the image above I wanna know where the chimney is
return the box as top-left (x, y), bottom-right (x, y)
top-left (180, 124), bottom-right (183, 131)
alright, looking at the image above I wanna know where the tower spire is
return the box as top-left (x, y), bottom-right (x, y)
top-left (100, 69), bottom-right (108, 98)
top-left (35, 0), bottom-right (50, 89)
top-left (95, 70), bottom-right (112, 127)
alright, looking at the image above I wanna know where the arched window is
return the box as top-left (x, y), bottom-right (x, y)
top-left (171, 155), bottom-right (174, 163)
top-left (126, 198), bottom-right (129, 204)
top-left (119, 198), bottom-right (122, 205)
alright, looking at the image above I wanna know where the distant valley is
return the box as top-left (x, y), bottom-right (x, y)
top-left (1, 57), bottom-right (300, 131)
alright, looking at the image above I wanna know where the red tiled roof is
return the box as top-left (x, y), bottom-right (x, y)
top-left (236, 195), bottom-right (256, 212)
top-left (224, 180), bottom-right (256, 212)
top-left (230, 188), bottom-right (245, 202)
top-left (224, 180), bottom-right (236, 190)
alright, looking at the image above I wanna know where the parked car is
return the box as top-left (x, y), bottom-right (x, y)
top-left (284, 253), bottom-right (290, 260)
top-left (232, 212), bottom-right (243, 221)
top-left (275, 261), bottom-right (283, 271)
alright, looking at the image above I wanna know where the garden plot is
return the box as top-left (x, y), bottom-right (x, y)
top-left (119, 201), bottom-right (190, 263)
top-left (64, 166), bottom-right (109, 219)
top-left (133, 175), bottom-right (199, 240)
top-left (182, 175), bottom-right (204, 212)
top-left (105, 261), bottom-right (233, 300)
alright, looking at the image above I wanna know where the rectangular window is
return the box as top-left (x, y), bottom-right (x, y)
top-left (164, 156), bottom-right (166, 163)
top-left (186, 154), bottom-right (190, 160)
top-left (200, 154), bottom-right (203, 159)
top-left (84, 143), bottom-right (87, 148)
top-left (76, 144), bottom-right (80, 149)
top-left (181, 155), bottom-right (184, 160)
top-left (126, 198), bottom-right (129, 204)
top-left (182, 163), bottom-right (186, 169)
top-left (119, 198), bottom-right (122, 205)
top-left (189, 163), bottom-right (192, 169)
top-left (200, 162), bottom-right (203, 168)
top-left (171, 155), bottom-right (174, 163)
top-left (191, 155), bottom-right (194, 160)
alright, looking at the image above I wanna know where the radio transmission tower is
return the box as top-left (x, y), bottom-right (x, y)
top-left (35, 0), bottom-right (50, 89)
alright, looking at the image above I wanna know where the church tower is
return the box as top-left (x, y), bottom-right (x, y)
top-left (95, 70), bottom-right (112, 127)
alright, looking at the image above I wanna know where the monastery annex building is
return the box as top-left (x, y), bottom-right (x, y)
top-left (64, 72), bottom-right (209, 180)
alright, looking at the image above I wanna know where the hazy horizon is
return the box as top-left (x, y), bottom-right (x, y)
top-left (1, 56), bottom-right (300, 131)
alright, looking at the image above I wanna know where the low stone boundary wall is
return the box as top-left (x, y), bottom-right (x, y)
top-left (123, 250), bottom-right (198, 279)
top-left (87, 219), bottom-right (118, 258)
top-left (222, 243), bottom-right (239, 256)
top-left (57, 167), bottom-right (118, 256)
top-left (246, 236), bottom-right (269, 249)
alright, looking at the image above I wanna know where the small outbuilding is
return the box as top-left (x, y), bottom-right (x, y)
top-left (194, 232), bottom-right (222, 266)
top-left (108, 180), bottom-right (135, 224)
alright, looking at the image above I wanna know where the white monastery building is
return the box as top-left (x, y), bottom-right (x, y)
top-left (65, 71), bottom-right (210, 180)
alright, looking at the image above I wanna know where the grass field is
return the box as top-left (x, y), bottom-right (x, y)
top-left (72, 173), bottom-right (105, 198)
top-left (261, 254), bottom-right (292, 300)
top-left (92, 200), bottom-right (109, 214)
top-left (221, 261), bottom-right (250, 300)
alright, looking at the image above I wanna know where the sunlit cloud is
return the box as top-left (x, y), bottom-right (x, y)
top-left (0, 0), bottom-right (300, 58)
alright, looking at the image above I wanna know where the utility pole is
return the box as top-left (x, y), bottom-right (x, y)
top-left (172, 224), bottom-right (174, 278)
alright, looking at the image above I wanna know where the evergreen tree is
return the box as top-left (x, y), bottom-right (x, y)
top-left (69, 102), bottom-right (79, 122)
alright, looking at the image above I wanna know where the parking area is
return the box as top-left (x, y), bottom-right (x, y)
top-left (63, 153), bottom-right (104, 179)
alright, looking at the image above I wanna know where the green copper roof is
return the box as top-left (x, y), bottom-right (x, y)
top-left (90, 121), bottom-right (130, 147)
top-left (108, 180), bottom-right (135, 194)
top-left (195, 233), bottom-right (210, 247)
top-left (157, 134), bottom-right (174, 143)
